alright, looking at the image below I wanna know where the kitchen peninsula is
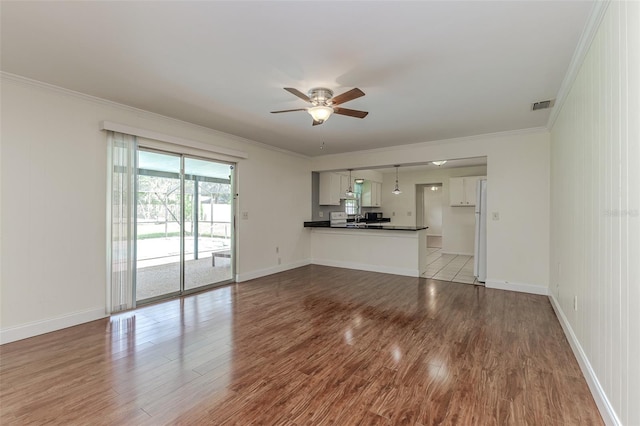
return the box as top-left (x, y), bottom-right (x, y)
top-left (304, 221), bottom-right (428, 277)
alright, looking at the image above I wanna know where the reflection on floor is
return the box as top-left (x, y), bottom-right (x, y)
top-left (136, 256), bottom-right (232, 301)
top-left (422, 248), bottom-right (480, 285)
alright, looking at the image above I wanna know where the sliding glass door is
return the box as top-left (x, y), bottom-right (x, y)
top-left (183, 157), bottom-right (233, 290)
top-left (135, 149), bottom-right (234, 303)
top-left (136, 150), bottom-right (182, 300)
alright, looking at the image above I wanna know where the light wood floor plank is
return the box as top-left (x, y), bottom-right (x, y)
top-left (0, 265), bottom-right (602, 424)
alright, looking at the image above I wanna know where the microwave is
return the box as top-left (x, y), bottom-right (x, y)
top-left (365, 212), bottom-right (383, 221)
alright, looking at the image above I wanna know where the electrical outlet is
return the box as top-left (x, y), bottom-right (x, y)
top-left (319, 211), bottom-right (324, 218)
top-left (492, 212), bottom-right (500, 221)
top-left (276, 246), bottom-right (279, 253)
top-left (241, 211), bottom-right (249, 220)
top-left (573, 295), bottom-right (578, 311)
top-left (392, 212), bottom-right (396, 216)
top-left (407, 211), bottom-right (412, 216)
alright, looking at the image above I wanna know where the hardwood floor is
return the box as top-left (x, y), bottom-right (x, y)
top-left (0, 265), bottom-right (602, 425)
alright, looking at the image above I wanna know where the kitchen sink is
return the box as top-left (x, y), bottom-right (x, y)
top-left (346, 222), bottom-right (368, 228)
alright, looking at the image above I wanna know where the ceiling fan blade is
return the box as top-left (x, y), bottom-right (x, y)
top-left (270, 108), bottom-right (307, 114)
top-left (331, 88), bottom-right (365, 106)
top-left (284, 87), bottom-right (311, 102)
top-left (333, 107), bottom-right (369, 119)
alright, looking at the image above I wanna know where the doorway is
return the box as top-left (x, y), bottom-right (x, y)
top-left (135, 149), bottom-right (235, 303)
top-left (416, 183), bottom-right (443, 248)
top-left (424, 183), bottom-right (443, 248)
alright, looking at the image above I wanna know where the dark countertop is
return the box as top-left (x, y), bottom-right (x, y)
top-left (303, 218), bottom-right (390, 228)
top-left (304, 219), bottom-right (427, 232)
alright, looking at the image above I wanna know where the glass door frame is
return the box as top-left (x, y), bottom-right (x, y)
top-left (181, 154), bottom-right (236, 296)
top-left (135, 146), bottom-right (236, 305)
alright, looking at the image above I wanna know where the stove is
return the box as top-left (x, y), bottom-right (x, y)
top-left (330, 211), bottom-right (348, 226)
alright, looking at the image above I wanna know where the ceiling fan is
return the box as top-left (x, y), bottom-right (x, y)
top-left (271, 87), bottom-right (368, 126)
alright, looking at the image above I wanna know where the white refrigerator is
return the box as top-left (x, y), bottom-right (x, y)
top-left (474, 179), bottom-right (487, 283)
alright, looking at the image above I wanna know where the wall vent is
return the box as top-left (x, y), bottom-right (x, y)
top-left (531, 99), bottom-right (555, 111)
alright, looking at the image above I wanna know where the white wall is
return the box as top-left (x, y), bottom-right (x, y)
top-left (380, 166), bottom-right (486, 255)
top-left (0, 75), bottom-right (311, 343)
top-left (312, 130), bottom-right (550, 294)
top-left (549, 2), bottom-right (639, 424)
top-left (424, 187), bottom-right (442, 236)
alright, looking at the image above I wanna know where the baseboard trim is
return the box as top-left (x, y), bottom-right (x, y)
top-left (311, 258), bottom-right (419, 278)
top-left (485, 279), bottom-right (549, 295)
top-left (441, 251), bottom-right (474, 256)
top-left (0, 307), bottom-right (107, 345)
top-left (235, 259), bottom-right (311, 282)
top-left (549, 294), bottom-right (620, 425)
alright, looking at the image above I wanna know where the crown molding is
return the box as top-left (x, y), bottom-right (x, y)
top-left (547, 0), bottom-right (610, 129)
top-left (0, 72), bottom-right (311, 160)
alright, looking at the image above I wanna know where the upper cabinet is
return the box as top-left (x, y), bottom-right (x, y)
top-left (449, 176), bottom-right (485, 206)
top-left (362, 180), bottom-right (382, 207)
top-left (319, 172), bottom-right (341, 205)
top-left (339, 174), bottom-right (353, 199)
top-left (318, 171), bottom-right (383, 206)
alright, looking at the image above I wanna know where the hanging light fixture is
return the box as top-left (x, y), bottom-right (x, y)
top-left (354, 178), bottom-right (365, 184)
top-left (392, 165), bottom-right (402, 195)
top-left (345, 169), bottom-right (354, 197)
top-left (432, 160), bottom-right (447, 166)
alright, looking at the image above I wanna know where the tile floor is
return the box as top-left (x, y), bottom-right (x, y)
top-left (423, 236), bottom-right (481, 285)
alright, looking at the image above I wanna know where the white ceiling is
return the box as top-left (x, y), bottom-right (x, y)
top-left (1, 1), bottom-right (594, 157)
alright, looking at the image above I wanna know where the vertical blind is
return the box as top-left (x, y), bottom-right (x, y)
top-left (107, 131), bottom-right (137, 313)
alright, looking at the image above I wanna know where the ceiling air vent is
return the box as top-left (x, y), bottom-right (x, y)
top-left (531, 99), bottom-right (555, 111)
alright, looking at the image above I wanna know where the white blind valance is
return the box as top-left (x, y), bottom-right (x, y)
top-left (100, 121), bottom-right (249, 160)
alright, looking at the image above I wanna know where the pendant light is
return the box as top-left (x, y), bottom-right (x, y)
top-left (345, 169), bottom-right (354, 197)
top-left (392, 165), bottom-right (402, 195)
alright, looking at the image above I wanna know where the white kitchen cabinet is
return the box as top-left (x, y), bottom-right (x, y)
top-left (319, 172), bottom-right (341, 205)
top-left (374, 182), bottom-right (382, 207)
top-left (449, 176), bottom-right (485, 206)
top-left (362, 180), bottom-right (382, 207)
top-left (339, 173), bottom-right (353, 199)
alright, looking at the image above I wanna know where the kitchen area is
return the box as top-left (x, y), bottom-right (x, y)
top-left (304, 159), bottom-right (487, 281)
top-left (305, 169), bottom-right (429, 277)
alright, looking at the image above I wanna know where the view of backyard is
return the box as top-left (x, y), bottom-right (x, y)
top-left (135, 158), bottom-right (233, 301)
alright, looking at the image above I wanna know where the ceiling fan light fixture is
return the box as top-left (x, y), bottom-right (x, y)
top-left (308, 106), bottom-right (333, 123)
top-left (272, 87), bottom-right (367, 126)
top-left (432, 161), bottom-right (447, 166)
